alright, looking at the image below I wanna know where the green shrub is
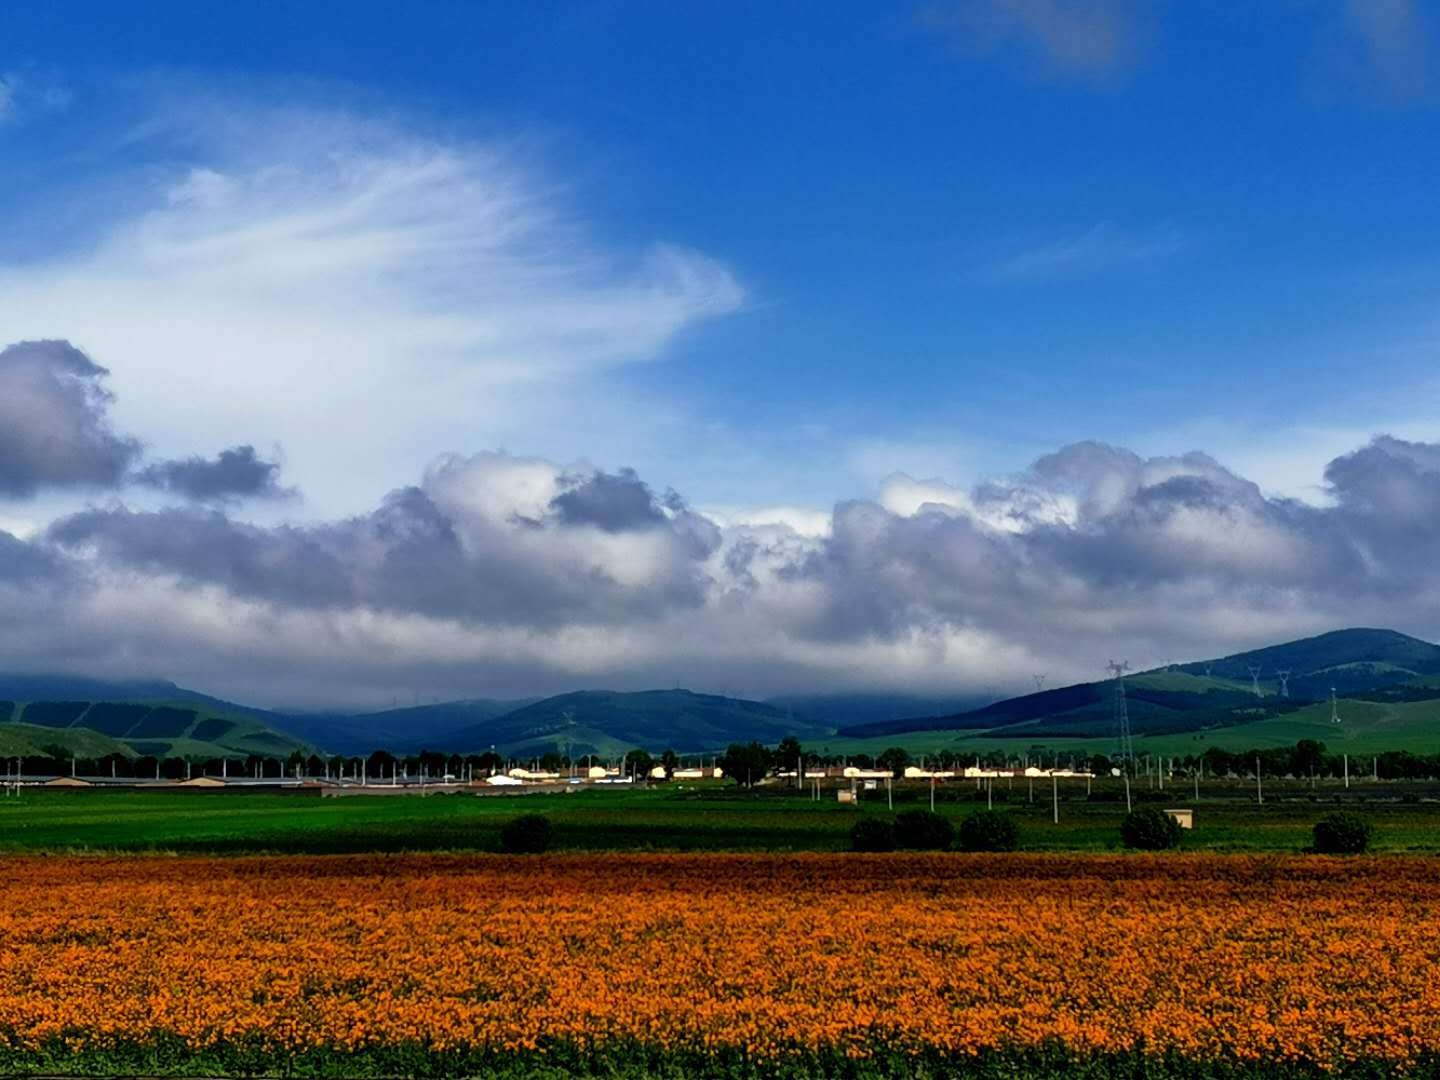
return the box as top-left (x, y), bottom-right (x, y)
top-left (849, 817), bottom-right (896, 852)
top-left (893, 809), bottom-right (955, 851)
top-left (1120, 807), bottom-right (1182, 851)
top-left (958, 810), bottom-right (1020, 852)
top-left (1312, 812), bottom-right (1372, 854)
top-left (500, 814), bottom-right (553, 854)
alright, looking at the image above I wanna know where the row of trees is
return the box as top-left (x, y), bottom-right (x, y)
top-left (12, 733), bottom-right (1438, 785)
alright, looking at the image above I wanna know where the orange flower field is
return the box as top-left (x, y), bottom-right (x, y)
top-left (1, 853), bottom-right (1438, 1072)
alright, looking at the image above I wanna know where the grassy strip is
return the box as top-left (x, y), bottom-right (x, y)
top-left (7, 784), bottom-right (1440, 856)
top-left (0, 1040), bottom-right (1432, 1079)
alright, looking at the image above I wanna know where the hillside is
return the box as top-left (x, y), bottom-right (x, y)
top-left (0, 681), bottom-right (311, 761)
top-left (276, 699), bottom-right (535, 756)
top-left (839, 629), bottom-right (1440, 743)
top-left (1178, 628), bottom-right (1440, 696)
top-left (439, 689), bottom-right (828, 758)
top-left (768, 693), bottom-right (989, 731)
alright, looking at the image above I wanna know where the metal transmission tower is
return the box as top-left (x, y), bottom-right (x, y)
top-left (1330, 687), bottom-right (1342, 725)
top-left (1106, 660), bottom-right (1133, 767)
top-left (1276, 670), bottom-right (1291, 698)
top-left (1033, 674), bottom-right (1047, 692)
top-left (1247, 664), bottom-right (1264, 698)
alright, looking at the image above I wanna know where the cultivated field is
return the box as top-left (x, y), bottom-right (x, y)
top-left (0, 853), bottom-right (1437, 1077)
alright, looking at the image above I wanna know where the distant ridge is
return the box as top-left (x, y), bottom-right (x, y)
top-left (12, 628), bottom-right (1440, 759)
top-left (837, 628), bottom-right (1440, 740)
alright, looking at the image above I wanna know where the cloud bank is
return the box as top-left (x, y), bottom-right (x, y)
top-left (6, 413), bottom-right (1440, 707)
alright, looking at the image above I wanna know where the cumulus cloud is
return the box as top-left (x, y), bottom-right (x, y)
top-left (135, 445), bottom-right (293, 503)
top-left (0, 340), bottom-right (141, 497)
top-left (922, 0), bottom-right (1148, 83)
top-left (0, 434), bottom-right (1434, 707)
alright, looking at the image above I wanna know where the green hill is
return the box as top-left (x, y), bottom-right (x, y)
top-left (440, 689), bottom-right (827, 757)
top-left (1, 696), bottom-right (310, 761)
top-left (276, 699), bottom-right (536, 756)
top-left (0, 721), bottom-right (133, 761)
top-left (840, 624), bottom-right (1440, 754)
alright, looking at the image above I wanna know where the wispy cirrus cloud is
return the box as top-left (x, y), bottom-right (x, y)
top-left (1341, 0), bottom-right (1433, 101)
top-left (0, 70), bottom-right (71, 126)
top-left (985, 222), bottom-right (1184, 282)
top-left (0, 88), bottom-right (745, 518)
top-left (920, 0), bottom-right (1150, 84)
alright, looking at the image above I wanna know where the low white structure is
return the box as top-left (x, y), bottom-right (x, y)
top-left (904, 766), bottom-right (956, 779)
top-left (507, 768), bottom-right (561, 782)
top-left (1165, 808), bottom-right (1194, 829)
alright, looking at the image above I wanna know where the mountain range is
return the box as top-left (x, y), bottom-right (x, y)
top-left (5, 628), bottom-right (1440, 760)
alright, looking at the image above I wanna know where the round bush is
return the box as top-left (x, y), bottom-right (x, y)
top-left (894, 809), bottom-right (955, 851)
top-left (1313, 812), bottom-right (1372, 854)
top-left (849, 817), bottom-right (897, 852)
top-left (1121, 807), bottom-right (1182, 851)
top-left (500, 813), bottom-right (553, 854)
top-left (958, 809), bottom-right (1020, 852)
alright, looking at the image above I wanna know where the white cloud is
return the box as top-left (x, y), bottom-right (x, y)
top-left (922, 0), bottom-right (1148, 84)
top-left (1344, 0), bottom-right (1432, 100)
top-left (0, 96), bottom-right (743, 518)
top-left (987, 222), bottom-right (1184, 282)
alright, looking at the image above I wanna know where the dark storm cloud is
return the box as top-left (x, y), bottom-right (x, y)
top-left (135, 445), bottom-right (293, 503)
top-left (48, 506), bottom-right (352, 606)
top-left (48, 458), bottom-right (717, 627)
top-left (0, 340), bottom-right (141, 497)
top-left (549, 467), bottom-right (668, 532)
top-left (0, 528), bottom-right (65, 586)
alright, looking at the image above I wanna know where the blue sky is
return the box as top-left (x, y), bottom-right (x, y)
top-left (6, 1), bottom-right (1440, 513)
top-left (4, 3), bottom-right (1440, 705)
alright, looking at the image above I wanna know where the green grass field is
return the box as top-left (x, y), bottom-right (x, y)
top-left (2, 778), bottom-right (1438, 855)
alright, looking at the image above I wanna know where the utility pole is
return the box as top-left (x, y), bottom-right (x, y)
top-left (1052, 773), bottom-right (1059, 824)
top-left (1256, 755), bottom-right (1263, 806)
top-left (1107, 661), bottom-right (1133, 769)
top-left (1343, 753), bottom-right (1349, 790)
